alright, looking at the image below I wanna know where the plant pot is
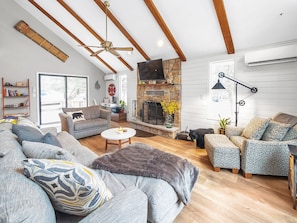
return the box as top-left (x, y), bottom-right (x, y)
top-left (219, 128), bottom-right (225, 135)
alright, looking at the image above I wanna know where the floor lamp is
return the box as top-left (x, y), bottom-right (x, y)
top-left (212, 72), bottom-right (258, 126)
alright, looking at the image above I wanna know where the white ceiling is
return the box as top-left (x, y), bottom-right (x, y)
top-left (15, 0), bottom-right (297, 74)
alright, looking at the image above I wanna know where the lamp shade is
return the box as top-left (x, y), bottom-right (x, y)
top-left (212, 79), bottom-right (225, 89)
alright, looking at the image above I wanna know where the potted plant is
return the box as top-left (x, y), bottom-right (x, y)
top-left (218, 115), bottom-right (231, 134)
top-left (119, 100), bottom-right (126, 113)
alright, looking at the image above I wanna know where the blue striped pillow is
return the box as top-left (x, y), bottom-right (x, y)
top-left (23, 159), bottom-right (113, 216)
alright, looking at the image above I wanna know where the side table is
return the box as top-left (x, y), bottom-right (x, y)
top-left (288, 145), bottom-right (297, 210)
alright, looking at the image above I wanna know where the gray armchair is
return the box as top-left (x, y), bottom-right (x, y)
top-left (226, 113), bottom-right (297, 178)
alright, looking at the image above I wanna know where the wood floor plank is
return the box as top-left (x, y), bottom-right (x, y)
top-left (78, 121), bottom-right (297, 223)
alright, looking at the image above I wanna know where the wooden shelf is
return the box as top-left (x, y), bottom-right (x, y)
top-left (2, 77), bottom-right (30, 118)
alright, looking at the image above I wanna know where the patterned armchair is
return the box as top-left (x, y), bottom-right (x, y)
top-left (225, 113), bottom-right (297, 178)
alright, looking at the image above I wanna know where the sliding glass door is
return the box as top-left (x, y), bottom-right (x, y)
top-left (39, 74), bottom-right (88, 125)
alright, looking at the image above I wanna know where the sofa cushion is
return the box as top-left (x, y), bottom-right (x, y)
top-left (22, 141), bottom-right (78, 162)
top-left (74, 118), bottom-right (108, 131)
top-left (283, 125), bottom-right (297, 141)
top-left (23, 159), bottom-right (113, 216)
top-left (261, 121), bottom-right (290, 141)
top-left (63, 105), bottom-right (101, 120)
top-left (82, 105), bottom-right (101, 120)
top-left (12, 125), bottom-right (62, 147)
top-left (17, 117), bottom-right (41, 130)
top-left (241, 117), bottom-right (270, 140)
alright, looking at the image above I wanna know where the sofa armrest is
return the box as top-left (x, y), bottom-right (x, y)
top-left (79, 187), bottom-right (148, 223)
top-left (100, 109), bottom-right (111, 122)
top-left (225, 125), bottom-right (244, 138)
top-left (41, 127), bottom-right (58, 136)
top-left (59, 113), bottom-right (74, 135)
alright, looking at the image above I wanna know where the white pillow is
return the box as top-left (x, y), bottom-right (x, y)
top-left (66, 110), bottom-right (86, 122)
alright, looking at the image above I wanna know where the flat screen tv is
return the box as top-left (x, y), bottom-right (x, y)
top-left (137, 59), bottom-right (165, 81)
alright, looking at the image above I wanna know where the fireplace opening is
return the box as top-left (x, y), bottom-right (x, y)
top-left (142, 101), bottom-right (165, 125)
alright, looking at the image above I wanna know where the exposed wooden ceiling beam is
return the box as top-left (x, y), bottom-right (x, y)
top-left (144, 0), bottom-right (186, 62)
top-left (28, 0), bottom-right (117, 73)
top-left (94, 0), bottom-right (150, 61)
top-left (57, 0), bottom-right (133, 71)
top-left (213, 0), bottom-right (235, 54)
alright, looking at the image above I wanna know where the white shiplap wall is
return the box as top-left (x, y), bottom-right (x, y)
top-left (181, 45), bottom-right (297, 132)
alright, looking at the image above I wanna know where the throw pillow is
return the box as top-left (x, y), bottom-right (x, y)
top-left (22, 141), bottom-right (77, 162)
top-left (12, 125), bottom-right (62, 147)
top-left (66, 110), bottom-right (86, 122)
top-left (23, 159), bottom-right (113, 216)
top-left (241, 117), bottom-right (270, 139)
top-left (12, 124), bottom-right (43, 142)
top-left (261, 121), bottom-right (290, 141)
top-left (282, 125), bottom-right (297, 141)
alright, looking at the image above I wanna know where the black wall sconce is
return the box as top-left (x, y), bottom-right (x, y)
top-left (212, 72), bottom-right (258, 126)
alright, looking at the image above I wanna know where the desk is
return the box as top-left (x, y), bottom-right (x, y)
top-left (289, 145), bottom-right (297, 210)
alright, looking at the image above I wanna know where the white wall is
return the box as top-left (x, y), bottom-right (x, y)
top-left (181, 47), bottom-right (297, 132)
top-left (0, 0), bottom-right (106, 123)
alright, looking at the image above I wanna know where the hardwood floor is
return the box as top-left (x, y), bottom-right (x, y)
top-left (79, 121), bottom-right (297, 223)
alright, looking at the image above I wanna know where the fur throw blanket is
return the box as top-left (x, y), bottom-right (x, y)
top-left (92, 143), bottom-right (199, 205)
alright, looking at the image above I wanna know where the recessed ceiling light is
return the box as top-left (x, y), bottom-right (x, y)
top-left (157, 39), bottom-right (164, 47)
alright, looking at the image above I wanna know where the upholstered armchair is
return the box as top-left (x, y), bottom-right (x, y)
top-left (226, 113), bottom-right (297, 178)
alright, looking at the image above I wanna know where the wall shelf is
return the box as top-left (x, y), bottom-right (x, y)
top-left (2, 77), bottom-right (30, 118)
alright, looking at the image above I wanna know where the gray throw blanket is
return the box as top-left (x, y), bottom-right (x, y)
top-left (92, 143), bottom-right (199, 205)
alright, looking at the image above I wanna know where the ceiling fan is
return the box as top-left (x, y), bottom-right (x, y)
top-left (81, 0), bottom-right (133, 57)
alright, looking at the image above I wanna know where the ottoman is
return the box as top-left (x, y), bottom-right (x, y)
top-left (204, 134), bottom-right (240, 174)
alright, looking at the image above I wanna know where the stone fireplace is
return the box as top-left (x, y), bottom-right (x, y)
top-left (130, 58), bottom-right (181, 138)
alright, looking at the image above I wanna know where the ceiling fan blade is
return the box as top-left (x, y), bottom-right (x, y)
top-left (91, 49), bottom-right (104, 56)
top-left (78, 45), bottom-right (103, 48)
top-left (109, 48), bottom-right (121, 57)
top-left (113, 47), bottom-right (133, 51)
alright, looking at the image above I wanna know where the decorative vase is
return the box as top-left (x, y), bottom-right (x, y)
top-left (164, 114), bottom-right (174, 128)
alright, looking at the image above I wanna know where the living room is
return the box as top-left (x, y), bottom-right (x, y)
top-left (1, 0), bottom-right (297, 222)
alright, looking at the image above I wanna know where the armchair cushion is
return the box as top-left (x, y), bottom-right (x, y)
top-left (241, 117), bottom-right (270, 140)
top-left (283, 125), bottom-right (297, 141)
top-left (261, 121), bottom-right (290, 141)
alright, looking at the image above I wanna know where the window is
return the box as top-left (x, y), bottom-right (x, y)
top-left (38, 73), bottom-right (88, 125)
top-left (119, 74), bottom-right (127, 104)
top-left (208, 60), bottom-right (235, 121)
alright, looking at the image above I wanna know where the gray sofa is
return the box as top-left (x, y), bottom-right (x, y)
top-left (225, 112), bottom-right (297, 178)
top-left (0, 119), bottom-right (190, 223)
top-left (59, 105), bottom-right (111, 139)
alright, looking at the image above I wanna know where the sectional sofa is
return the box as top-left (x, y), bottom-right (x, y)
top-left (0, 118), bottom-right (198, 223)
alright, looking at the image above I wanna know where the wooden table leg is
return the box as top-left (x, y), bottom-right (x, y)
top-left (119, 140), bottom-right (122, 149)
top-left (105, 139), bottom-right (108, 151)
top-left (129, 137), bottom-right (132, 144)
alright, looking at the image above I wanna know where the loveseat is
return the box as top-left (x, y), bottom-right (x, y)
top-left (0, 118), bottom-right (197, 223)
top-left (226, 112), bottom-right (297, 178)
top-left (59, 105), bottom-right (111, 139)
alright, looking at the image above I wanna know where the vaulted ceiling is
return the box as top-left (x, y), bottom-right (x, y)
top-left (15, 0), bottom-right (297, 74)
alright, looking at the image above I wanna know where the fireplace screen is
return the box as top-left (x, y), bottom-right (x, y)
top-left (142, 101), bottom-right (165, 125)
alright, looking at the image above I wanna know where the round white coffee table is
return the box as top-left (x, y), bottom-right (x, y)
top-left (101, 127), bottom-right (136, 150)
